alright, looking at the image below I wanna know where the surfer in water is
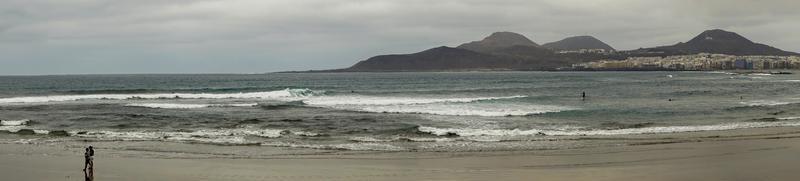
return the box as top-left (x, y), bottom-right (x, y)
top-left (582, 91), bottom-right (586, 101)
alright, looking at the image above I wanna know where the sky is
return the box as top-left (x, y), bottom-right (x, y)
top-left (1, 0), bottom-right (799, 75)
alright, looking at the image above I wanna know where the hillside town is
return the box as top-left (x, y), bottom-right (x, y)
top-left (570, 53), bottom-right (800, 70)
top-left (556, 49), bottom-right (615, 54)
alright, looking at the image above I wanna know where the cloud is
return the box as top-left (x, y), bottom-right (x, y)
top-left (0, 0), bottom-right (798, 74)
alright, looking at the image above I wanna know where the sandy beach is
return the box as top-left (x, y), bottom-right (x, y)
top-left (3, 127), bottom-right (800, 181)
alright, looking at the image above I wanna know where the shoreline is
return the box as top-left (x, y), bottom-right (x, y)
top-left (4, 126), bottom-right (800, 180)
top-left (274, 69), bottom-right (798, 73)
top-left (0, 70), bottom-right (793, 77)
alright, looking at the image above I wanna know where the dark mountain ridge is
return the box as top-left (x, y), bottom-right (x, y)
top-left (346, 46), bottom-right (522, 71)
top-left (456, 32), bottom-right (539, 54)
top-left (648, 29), bottom-right (798, 56)
top-left (338, 29), bottom-right (798, 72)
top-left (542, 36), bottom-right (615, 51)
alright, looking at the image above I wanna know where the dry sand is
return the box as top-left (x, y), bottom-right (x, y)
top-left (3, 127), bottom-right (800, 181)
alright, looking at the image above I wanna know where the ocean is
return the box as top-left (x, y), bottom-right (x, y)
top-left (2, 71), bottom-right (800, 152)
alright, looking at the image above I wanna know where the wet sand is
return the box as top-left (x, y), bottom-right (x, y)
top-left (3, 127), bottom-right (800, 181)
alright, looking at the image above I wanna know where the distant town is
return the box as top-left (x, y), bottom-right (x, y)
top-left (568, 53), bottom-right (800, 71)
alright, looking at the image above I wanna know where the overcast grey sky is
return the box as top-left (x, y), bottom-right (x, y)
top-left (1, 0), bottom-right (798, 75)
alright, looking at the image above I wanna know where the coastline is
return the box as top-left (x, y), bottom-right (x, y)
top-left (4, 126), bottom-right (800, 180)
top-left (274, 69), bottom-right (796, 74)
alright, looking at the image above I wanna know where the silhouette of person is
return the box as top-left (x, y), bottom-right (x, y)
top-left (84, 146), bottom-right (94, 181)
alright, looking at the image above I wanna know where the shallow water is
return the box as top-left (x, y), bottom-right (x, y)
top-left (2, 71), bottom-right (800, 151)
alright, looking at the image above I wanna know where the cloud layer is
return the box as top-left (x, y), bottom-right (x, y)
top-left (1, 0), bottom-right (798, 74)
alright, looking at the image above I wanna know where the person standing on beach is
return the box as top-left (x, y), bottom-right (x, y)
top-left (83, 146), bottom-right (94, 181)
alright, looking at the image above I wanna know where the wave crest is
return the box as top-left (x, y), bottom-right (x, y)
top-left (0, 119), bottom-right (30, 126)
top-left (124, 103), bottom-right (258, 109)
top-left (304, 95), bottom-right (526, 106)
top-left (261, 142), bottom-right (405, 151)
top-left (70, 128), bottom-right (313, 145)
top-left (418, 120), bottom-right (800, 137)
top-left (0, 88), bottom-right (315, 104)
top-left (303, 95), bottom-right (569, 117)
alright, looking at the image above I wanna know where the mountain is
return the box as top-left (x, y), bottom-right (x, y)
top-left (343, 32), bottom-right (611, 72)
top-left (650, 29), bottom-right (798, 56)
top-left (455, 32), bottom-right (557, 62)
top-left (542, 36), bottom-right (615, 51)
top-left (456, 32), bottom-right (539, 53)
top-left (346, 46), bottom-right (523, 71)
top-left (334, 29), bottom-right (798, 72)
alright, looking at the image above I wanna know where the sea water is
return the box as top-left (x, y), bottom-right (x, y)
top-left (1, 72), bottom-right (800, 151)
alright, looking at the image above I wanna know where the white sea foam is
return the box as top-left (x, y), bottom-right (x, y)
top-left (778, 116), bottom-right (800, 120)
top-left (0, 119), bottom-right (29, 126)
top-left (0, 119), bottom-right (31, 133)
top-left (419, 126), bottom-right (547, 137)
top-left (302, 95), bottom-right (557, 117)
top-left (349, 136), bottom-right (389, 142)
top-left (0, 126), bottom-right (24, 132)
top-left (324, 103), bottom-right (572, 117)
top-left (291, 131), bottom-right (321, 137)
top-left (0, 88), bottom-right (314, 104)
top-left (261, 142), bottom-right (405, 151)
top-left (0, 126), bottom-right (49, 135)
top-left (70, 128), bottom-right (300, 145)
top-left (0, 88), bottom-right (552, 117)
top-left (419, 121), bottom-right (800, 137)
top-left (740, 100), bottom-right (798, 107)
top-left (125, 103), bottom-right (258, 109)
top-left (304, 95), bottom-right (526, 106)
top-left (10, 139), bottom-right (39, 144)
top-left (349, 136), bottom-right (455, 142)
top-left (400, 137), bottom-right (456, 142)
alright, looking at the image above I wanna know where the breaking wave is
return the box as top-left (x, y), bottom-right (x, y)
top-left (333, 103), bottom-right (572, 116)
top-left (62, 87), bottom-right (271, 94)
top-left (0, 87), bottom-right (570, 117)
top-left (125, 103), bottom-right (258, 109)
top-left (740, 100), bottom-right (800, 107)
top-left (67, 128), bottom-right (315, 145)
top-left (0, 88), bottom-right (315, 104)
top-left (303, 95), bottom-right (526, 106)
top-left (349, 136), bottom-right (455, 143)
top-left (778, 116), bottom-right (800, 120)
top-left (261, 142), bottom-right (405, 151)
top-left (418, 120), bottom-right (800, 137)
top-left (0, 119), bottom-right (29, 126)
top-left (303, 95), bottom-right (570, 116)
top-left (0, 119), bottom-right (50, 135)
